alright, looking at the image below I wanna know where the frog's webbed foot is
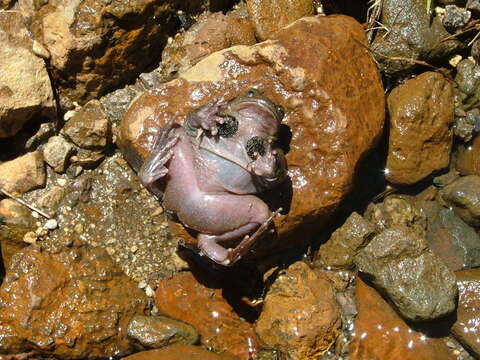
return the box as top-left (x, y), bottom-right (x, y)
top-left (198, 208), bottom-right (282, 266)
top-left (184, 100), bottom-right (228, 137)
top-left (139, 119), bottom-right (179, 199)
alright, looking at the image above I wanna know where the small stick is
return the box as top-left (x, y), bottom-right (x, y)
top-left (0, 187), bottom-right (52, 219)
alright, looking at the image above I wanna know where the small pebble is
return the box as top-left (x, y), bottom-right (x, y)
top-left (23, 231), bottom-right (38, 244)
top-left (130, 245), bottom-right (138, 253)
top-left (449, 54), bottom-right (463, 67)
top-left (57, 178), bottom-right (67, 186)
top-left (138, 280), bottom-right (147, 289)
top-left (44, 219), bottom-right (58, 230)
top-left (145, 285), bottom-right (155, 297)
top-left (106, 247), bottom-right (115, 256)
top-left (64, 110), bottom-right (76, 121)
top-left (32, 211), bottom-right (40, 219)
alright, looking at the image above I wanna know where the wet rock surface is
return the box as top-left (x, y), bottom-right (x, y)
top-left (122, 344), bottom-right (239, 360)
top-left (0, 244), bottom-right (148, 358)
top-left (440, 175), bottom-right (480, 227)
top-left (354, 226), bottom-right (457, 321)
top-left (456, 136), bottom-right (480, 175)
top-left (0, 11), bottom-right (55, 138)
top-left (255, 261), bottom-right (341, 360)
top-left (348, 279), bottom-right (457, 360)
top-left (120, 15), bottom-right (384, 249)
top-left (385, 72), bottom-right (454, 185)
top-left (155, 271), bottom-right (260, 359)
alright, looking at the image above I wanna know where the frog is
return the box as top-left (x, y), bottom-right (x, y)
top-left (139, 89), bottom-right (287, 266)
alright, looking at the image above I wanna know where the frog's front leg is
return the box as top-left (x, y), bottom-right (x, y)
top-left (139, 120), bottom-right (179, 199)
top-left (184, 100), bottom-right (228, 136)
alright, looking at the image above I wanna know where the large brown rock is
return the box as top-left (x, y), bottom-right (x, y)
top-left (452, 269), bottom-right (480, 357)
top-left (386, 72), bottom-right (454, 185)
top-left (154, 271), bottom-right (260, 359)
top-left (456, 135), bottom-right (480, 176)
top-left (123, 344), bottom-right (239, 360)
top-left (0, 244), bottom-right (148, 359)
top-left (348, 279), bottom-right (457, 360)
top-left (120, 15), bottom-right (384, 248)
top-left (245, 0), bottom-right (314, 40)
top-left (0, 11), bottom-right (55, 138)
top-left (255, 262), bottom-right (341, 360)
top-left (18, 0), bottom-right (202, 103)
top-left (0, 152), bottom-right (46, 195)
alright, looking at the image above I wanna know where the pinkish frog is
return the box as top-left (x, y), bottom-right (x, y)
top-left (139, 89), bottom-right (287, 266)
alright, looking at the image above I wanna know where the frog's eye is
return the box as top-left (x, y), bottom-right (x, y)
top-left (217, 115), bottom-right (238, 138)
top-left (245, 136), bottom-right (266, 159)
top-left (245, 89), bottom-right (260, 97)
top-left (275, 105), bottom-right (285, 120)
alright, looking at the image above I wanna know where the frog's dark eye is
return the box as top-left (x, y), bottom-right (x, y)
top-left (217, 115), bottom-right (238, 138)
top-left (275, 105), bottom-right (285, 120)
top-left (245, 136), bottom-right (266, 159)
top-left (246, 89), bottom-right (260, 98)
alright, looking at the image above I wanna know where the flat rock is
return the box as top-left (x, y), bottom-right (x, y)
top-left (348, 279), bottom-right (457, 360)
top-left (0, 11), bottom-right (55, 138)
top-left (122, 344), bottom-right (238, 360)
top-left (354, 226), bottom-right (457, 321)
top-left (440, 175), bottom-right (480, 227)
top-left (255, 262), bottom-right (341, 360)
top-left (452, 269), bottom-right (480, 357)
top-left (42, 135), bottom-right (75, 173)
top-left (245, 0), bottom-right (314, 40)
top-left (0, 152), bottom-right (46, 195)
top-left (318, 212), bottom-right (375, 269)
top-left (0, 244), bottom-right (148, 359)
top-left (386, 72), bottom-right (454, 185)
top-left (120, 15), bottom-right (384, 249)
top-left (154, 271), bottom-right (260, 359)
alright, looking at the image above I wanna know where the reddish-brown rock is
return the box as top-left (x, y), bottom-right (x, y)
top-left (456, 135), bottom-right (480, 176)
top-left (386, 72), bottom-right (454, 185)
top-left (348, 279), bottom-right (456, 360)
top-left (0, 152), bottom-right (46, 195)
top-left (0, 244), bottom-right (148, 359)
top-left (255, 262), bottom-right (341, 360)
top-left (122, 344), bottom-right (239, 360)
top-left (155, 271), bottom-right (259, 359)
top-left (452, 269), bottom-right (480, 356)
top-left (161, 11), bottom-right (256, 78)
top-left (246, 0), bottom-right (314, 40)
top-left (120, 15), bottom-right (384, 249)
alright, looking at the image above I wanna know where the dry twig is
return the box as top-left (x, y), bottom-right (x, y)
top-left (0, 187), bottom-right (52, 219)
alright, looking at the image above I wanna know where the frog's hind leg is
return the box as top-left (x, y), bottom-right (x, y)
top-left (197, 208), bottom-right (281, 266)
top-left (139, 119), bottom-right (179, 199)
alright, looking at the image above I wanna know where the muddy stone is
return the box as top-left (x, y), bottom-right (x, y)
top-left (0, 152), bottom-right (46, 195)
top-left (120, 15), bottom-right (384, 249)
top-left (386, 72), bottom-right (454, 185)
top-left (440, 175), bottom-right (480, 227)
top-left (155, 271), bottom-right (259, 359)
top-left (123, 344), bottom-right (238, 360)
top-left (456, 136), bottom-right (480, 176)
top-left (0, 11), bottom-right (55, 138)
top-left (442, 5), bottom-right (471, 32)
top-left (255, 262), bottom-right (341, 360)
top-left (0, 244), bottom-right (148, 358)
top-left (318, 212), bottom-right (375, 269)
top-left (452, 269), bottom-right (480, 357)
top-left (127, 315), bottom-right (199, 349)
top-left (348, 279), bottom-right (457, 360)
top-left (245, 0), bottom-right (314, 40)
top-left (354, 226), bottom-right (457, 321)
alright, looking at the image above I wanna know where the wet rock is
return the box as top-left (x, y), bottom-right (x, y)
top-left (0, 11), bottom-right (55, 138)
top-left (454, 109), bottom-right (479, 142)
top-left (354, 226), bottom-right (457, 321)
top-left (386, 72), bottom-right (454, 185)
top-left (348, 279), bottom-right (457, 360)
top-left (255, 262), bottom-right (341, 360)
top-left (364, 196), bottom-right (426, 237)
top-left (25, 122), bottom-right (56, 152)
top-left (42, 136), bottom-right (75, 173)
top-left (37, 186), bottom-right (66, 215)
top-left (372, 0), bottom-right (462, 74)
top-left (318, 212), bottom-right (375, 269)
top-left (127, 315), bottom-right (199, 349)
top-left (442, 5), bottom-right (471, 32)
top-left (100, 87), bottom-right (140, 127)
top-left (122, 344), bottom-right (238, 360)
top-left (420, 201), bottom-right (480, 271)
top-left (62, 100), bottom-right (110, 150)
top-left (155, 271), bottom-right (260, 359)
top-left (451, 269), bottom-right (480, 356)
top-left (120, 15), bottom-right (384, 248)
top-left (433, 169), bottom-right (460, 188)
top-left (467, 0), bottom-right (480, 13)
top-left (0, 152), bottom-right (46, 195)
top-left (440, 175), bottom-right (480, 227)
top-left (18, 0), bottom-right (194, 103)
top-left (161, 11), bottom-right (256, 78)
top-left (246, 0), bottom-right (314, 40)
top-left (456, 136), bottom-right (480, 176)
top-left (0, 244), bottom-right (148, 358)
top-left (455, 59), bottom-right (480, 110)
top-left (70, 149), bottom-right (106, 169)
